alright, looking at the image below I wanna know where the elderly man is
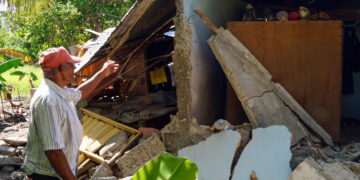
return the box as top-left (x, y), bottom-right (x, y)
top-left (24, 47), bottom-right (119, 180)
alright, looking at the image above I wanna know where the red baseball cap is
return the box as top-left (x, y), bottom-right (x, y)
top-left (39, 47), bottom-right (82, 71)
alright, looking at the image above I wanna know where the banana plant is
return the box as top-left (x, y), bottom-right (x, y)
top-left (0, 58), bottom-right (22, 113)
top-left (10, 70), bottom-right (38, 88)
top-left (0, 58), bottom-right (22, 82)
top-left (132, 152), bottom-right (198, 180)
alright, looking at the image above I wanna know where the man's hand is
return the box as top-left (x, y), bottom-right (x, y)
top-left (77, 60), bottom-right (120, 100)
top-left (100, 60), bottom-right (119, 77)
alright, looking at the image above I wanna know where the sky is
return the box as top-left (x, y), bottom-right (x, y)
top-left (0, 1), bottom-right (7, 12)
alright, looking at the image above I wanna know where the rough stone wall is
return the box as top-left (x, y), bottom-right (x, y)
top-left (173, 0), bottom-right (193, 121)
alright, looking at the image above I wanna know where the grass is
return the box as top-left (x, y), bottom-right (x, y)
top-left (2, 64), bottom-right (42, 98)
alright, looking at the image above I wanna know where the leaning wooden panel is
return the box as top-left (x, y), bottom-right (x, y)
top-left (83, 118), bottom-right (98, 135)
top-left (78, 108), bottom-right (141, 166)
top-left (227, 21), bottom-right (342, 141)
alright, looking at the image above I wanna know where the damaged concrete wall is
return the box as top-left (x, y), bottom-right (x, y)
top-left (175, 0), bottom-right (246, 124)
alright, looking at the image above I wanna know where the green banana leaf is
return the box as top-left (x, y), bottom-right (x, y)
top-left (132, 152), bottom-right (198, 180)
top-left (0, 58), bottom-right (22, 74)
top-left (0, 75), bottom-right (6, 82)
top-left (30, 72), bottom-right (38, 81)
top-left (10, 71), bottom-right (27, 80)
top-left (0, 81), bottom-right (6, 90)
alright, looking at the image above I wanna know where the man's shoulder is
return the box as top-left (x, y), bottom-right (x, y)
top-left (30, 86), bottom-right (59, 108)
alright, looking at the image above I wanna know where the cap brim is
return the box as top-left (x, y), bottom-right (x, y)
top-left (67, 56), bottom-right (82, 64)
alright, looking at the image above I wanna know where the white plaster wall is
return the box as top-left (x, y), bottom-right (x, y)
top-left (183, 0), bottom-right (245, 125)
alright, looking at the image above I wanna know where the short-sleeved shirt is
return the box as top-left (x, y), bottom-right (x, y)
top-left (24, 78), bottom-right (83, 177)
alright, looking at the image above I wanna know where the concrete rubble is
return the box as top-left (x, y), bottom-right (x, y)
top-left (90, 162), bottom-right (113, 180)
top-left (288, 158), bottom-right (359, 180)
top-left (178, 129), bottom-right (241, 180)
top-left (161, 115), bottom-right (213, 152)
top-left (1, 106), bottom-right (360, 180)
top-left (115, 133), bottom-right (166, 178)
top-left (232, 126), bottom-right (292, 180)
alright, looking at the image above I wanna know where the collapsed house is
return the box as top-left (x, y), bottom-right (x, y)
top-left (22, 0), bottom-right (359, 179)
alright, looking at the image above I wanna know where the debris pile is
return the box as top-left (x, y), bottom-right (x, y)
top-left (0, 104), bottom-right (28, 180)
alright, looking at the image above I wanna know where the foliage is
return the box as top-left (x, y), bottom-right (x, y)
top-left (10, 70), bottom-right (38, 88)
top-left (1, 0), bottom-right (135, 59)
top-left (132, 152), bottom-right (198, 180)
top-left (2, 64), bottom-right (41, 96)
top-left (0, 57), bottom-right (21, 98)
top-left (0, 58), bottom-right (21, 75)
top-left (0, 48), bottom-right (35, 63)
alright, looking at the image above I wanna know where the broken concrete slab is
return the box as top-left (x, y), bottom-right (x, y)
top-left (116, 134), bottom-right (166, 178)
top-left (10, 171), bottom-right (26, 180)
top-left (342, 161), bottom-right (360, 177)
top-left (0, 155), bottom-right (22, 166)
top-left (161, 115), bottom-right (212, 151)
top-left (99, 131), bottom-right (127, 157)
top-left (2, 136), bottom-right (27, 146)
top-left (288, 158), bottom-right (359, 180)
top-left (206, 26), bottom-right (333, 146)
top-left (178, 130), bottom-right (241, 180)
top-left (94, 177), bottom-right (116, 180)
top-left (0, 140), bottom-right (7, 146)
top-left (322, 161), bottom-right (359, 180)
top-left (90, 162), bottom-right (113, 180)
top-left (232, 126), bottom-right (292, 180)
top-left (0, 145), bottom-right (16, 156)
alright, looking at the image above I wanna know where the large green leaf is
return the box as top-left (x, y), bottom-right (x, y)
top-left (10, 71), bottom-right (27, 80)
top-left (30, 72), bottom-right (38, 81)
top-left (0, 81), bottom-right (6, 91)
top-left (132, 152), bottom-right (198, 180)
top-left (10, 71), bottom-right (27, 76)
top-left (0, 58), bottom-right (22, 74)
top-left (0, 75), bottom-right (6, 82)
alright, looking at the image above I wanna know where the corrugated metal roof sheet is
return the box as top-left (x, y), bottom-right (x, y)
top-left (75, 0), bottom-right (176, 73)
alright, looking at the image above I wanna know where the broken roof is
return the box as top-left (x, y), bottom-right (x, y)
top-left (75, 0), bottom-right (176, 73)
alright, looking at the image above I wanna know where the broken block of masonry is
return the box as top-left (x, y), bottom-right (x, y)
top-left (288, 158), bottom-right (359, 180)
top-left (161, 115), bottom-right (212, 151)
top-left (115, 134), bottom-right (166, 178)
top-left (90, 162), bottom-right (113, 180)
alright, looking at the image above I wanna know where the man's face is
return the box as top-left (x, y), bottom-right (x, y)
top-left (59, 62), bottom-right (76, 86)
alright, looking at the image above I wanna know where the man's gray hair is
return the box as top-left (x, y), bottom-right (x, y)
top-left (43, 67), bottom-right (59, 79)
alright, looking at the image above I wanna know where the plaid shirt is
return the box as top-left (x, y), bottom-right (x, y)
top-left (24, 78), bottom-right (83, 177)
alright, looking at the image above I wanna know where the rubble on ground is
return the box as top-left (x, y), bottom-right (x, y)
top-left (288, 158), bottom-right (359, 180)
top-left (115, 134), bottom-right (165, 178)
top-left (1, 101), bottom-right (360, 180)
top-left (161, 115), bottom-right (213, 152)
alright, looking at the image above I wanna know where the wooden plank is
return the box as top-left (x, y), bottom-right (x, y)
top-left (87, 128), bottom-right (121, 152)
top-left (82, 108), bottom-right (139, 134)
top-left (79, 149), bottom-right (105, 164)
top-left (227, 21), bottom-right (342, 141)
top-left (82, 116), bottom-right (94, 129)
top-left (80, 121), bottom-right (105, 150)
top-left (83, 118), bottom-right (98, 135)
